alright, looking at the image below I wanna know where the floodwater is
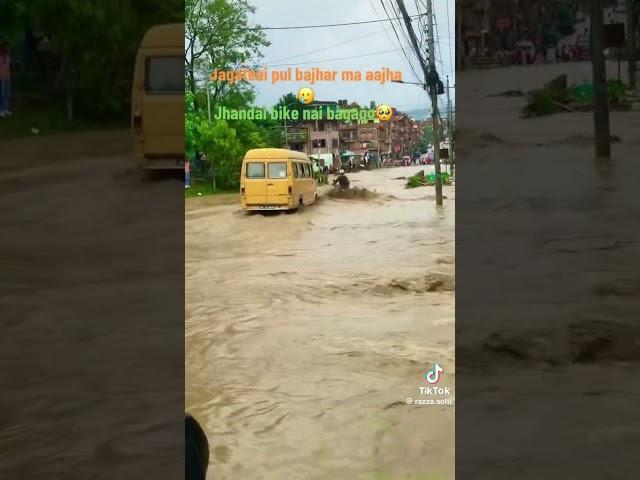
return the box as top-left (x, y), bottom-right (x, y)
top-left (185, 166), bottom-right (455, 479)
top-left (0, 131), bottom-right (184, 479)
top-left (456, 62), bottom-right (640, 479)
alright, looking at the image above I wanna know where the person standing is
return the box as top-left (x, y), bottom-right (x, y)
top-left (185, 156), bottom-right (191, 189)
top-left (0, 40), bottom-right (12, 118)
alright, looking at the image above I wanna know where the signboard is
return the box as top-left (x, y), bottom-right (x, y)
top-left (604, 23), bottom-right (625, 48)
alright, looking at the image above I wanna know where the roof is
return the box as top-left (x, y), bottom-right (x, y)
top-left (141, 23), bottom-right (184, 48)
top-left (309, 100), bottom-right (338, 106)
top-left (244, 148), bottom-right (310, 161)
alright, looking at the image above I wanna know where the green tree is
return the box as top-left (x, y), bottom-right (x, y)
top-left (2, 0), bottom-right (182, 120)
top-left (198, 119), bottom-right (244, 190)
top-left (185, 0), bottom-right (269, 111)
top-left (185, 85), bottom-right (282, 190)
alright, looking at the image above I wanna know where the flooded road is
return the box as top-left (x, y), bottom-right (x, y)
top-left (456, 63), bottom-right (640, 479)
top-left (185, 166), bottom-right (455, 480)
top-left (0, 131), bottom-right (184, 479)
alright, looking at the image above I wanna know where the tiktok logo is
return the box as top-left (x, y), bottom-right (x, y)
top-left (425, 364), bottom-right (444, 384)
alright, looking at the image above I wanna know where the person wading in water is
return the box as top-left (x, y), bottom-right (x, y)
top-left (332, 169), bottom-right (350, 191)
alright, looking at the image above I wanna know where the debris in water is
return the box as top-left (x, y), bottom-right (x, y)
top-left (327, 186), bottom-right (378, 200)
top-left (406, 170), bottom-right (451, 188)
top-left (371, 274), bottom-right (454, 295)
top-left (488, 89), bottom-right (524, 97)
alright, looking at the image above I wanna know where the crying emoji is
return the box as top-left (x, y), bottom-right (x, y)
top-left (375, 104), bottom-right (393, 121)
top-left (297, 87), bottom-right (315, 105)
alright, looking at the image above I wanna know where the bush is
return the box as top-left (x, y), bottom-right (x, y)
top-left (528, 89), bottom-right (559, 116)
top-left (568, 80), bottom-right (628, 105)
top-left (607, 80), bottom-right (627, 104)
top-left (406, 176), bottom-right (424, 188)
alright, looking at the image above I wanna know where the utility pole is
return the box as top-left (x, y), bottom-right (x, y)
top-left (206, 53), bottom-right (212, 122)
top-left (206, 80), bottom-right (211, 122)
top-left (627, 0), bottom-right (636, 89)
top-left (446, 76), bottom-right (454, 178)
top-left (283, 120), bottom-right (289, 148)
top-left (425, 0), bottom-right (443, 204)
top-left (396, 0), bottom-right (443, 205)
top-left (377, 124), bottom-right (381, 168)
top-left (591, 0), bottom-right (611, 159)
top-left (456, 0), bottom-right (463, 70)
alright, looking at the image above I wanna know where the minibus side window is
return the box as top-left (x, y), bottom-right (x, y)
top-left (304, 164), bottom-right (311, 178)
top-left (293, 162), bottom-right (300, 179)
top-left (246, 162), bottom-right (265, 178)
top-left (268, 162), bottom-right (287, 179)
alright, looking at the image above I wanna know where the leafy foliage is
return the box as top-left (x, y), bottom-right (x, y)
top-left (185, 0), bottom-right (282, 192)
top-left (2, 0), bottom-right (182, 120)
top-left (185, 0), bottom-right (268, 110)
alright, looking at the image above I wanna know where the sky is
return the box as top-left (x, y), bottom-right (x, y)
top-left (248, 0), bottom-right (455, 116)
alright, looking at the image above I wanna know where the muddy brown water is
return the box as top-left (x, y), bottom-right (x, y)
top-left (0, 131), bottom-right (184, 479)
top-left (456, 62), bottom-right (640, 479)
top-left (186, 166), bottom-right (455, 479)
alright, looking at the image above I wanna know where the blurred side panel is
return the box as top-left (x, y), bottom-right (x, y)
top-left (456, 0), bottom-right (640, 478)
top-left (0, 1), bottom-right (185, 479)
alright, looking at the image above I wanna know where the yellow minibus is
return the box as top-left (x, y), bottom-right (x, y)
top-left (131, 23), bottom-right (184, 169)
top-left (240, 149), bottom-right (318, 211)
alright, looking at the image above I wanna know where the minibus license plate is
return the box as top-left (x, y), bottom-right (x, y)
top-left (259, 205), bottom-right (275, 209)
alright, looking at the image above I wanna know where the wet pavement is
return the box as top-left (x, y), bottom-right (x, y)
top-left (186, 166), bottom-right (455, 479)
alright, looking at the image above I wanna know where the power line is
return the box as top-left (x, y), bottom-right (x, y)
top-left (262, 44), bottom-right (413, 67)
top-left (432, 5), bottom-right (444, 75)
top-left (414, 0), bottom-right (425, 46)
top-left (371, 0), bottom-right (422, 82)
top-left (263, 29), bottom-right (384, 64)
top-left (254, 13), bottom-right (425, 30)
top-left (445, 0), bottom-right (454, 74)
top-left (419, 0), bottom-right (454, 78)
top-left (380, 0), bottom-right (423, 81)
top-left (389, 0), bottom-right (420, 62)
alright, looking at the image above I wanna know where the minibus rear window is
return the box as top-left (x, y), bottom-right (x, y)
top-left (268, 162), bottom-right (287, 179)
top-left (246, 162), bottom-right (265, 178)
top-left (145, 57), bottom-right (183, 94)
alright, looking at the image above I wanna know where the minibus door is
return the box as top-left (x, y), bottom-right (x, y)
top-left (142, 54), bottom-right (184, 165)
top-left (265, 162), bottom-right (290, 205)
top-left (244, 162), bottom-right (267, 204)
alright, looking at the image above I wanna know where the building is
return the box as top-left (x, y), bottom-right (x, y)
top-left (299, 99), bottom-right (424, 168)
top-left (283, 123), bottom-right (308, 153)
top-left (389, 113), bottom-right (421, 158)
top-left (302, 101), bottom-right (340, 161)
